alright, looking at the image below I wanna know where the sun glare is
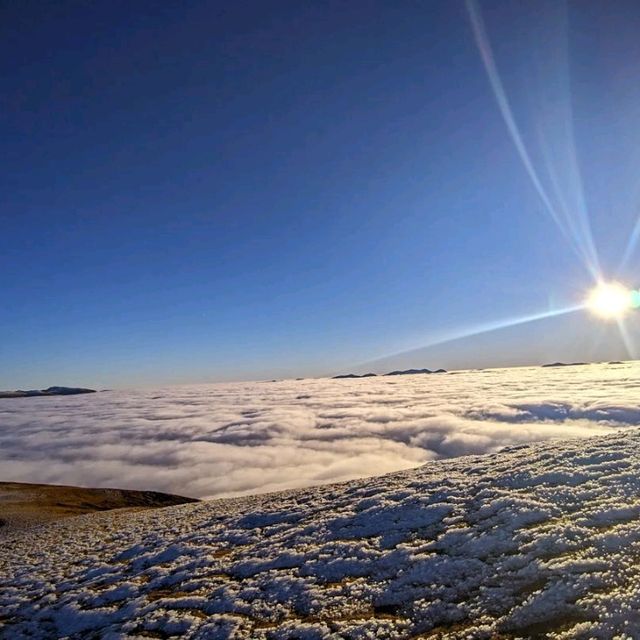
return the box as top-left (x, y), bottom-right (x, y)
top-left (586, 282), bottom-right (633, 319)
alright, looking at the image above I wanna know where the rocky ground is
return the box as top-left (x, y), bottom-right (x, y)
top-left (3, 429), bottom-right (640, 638)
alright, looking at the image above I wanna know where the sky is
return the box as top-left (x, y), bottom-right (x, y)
top-left (3, 1), bottom-right (640, 388)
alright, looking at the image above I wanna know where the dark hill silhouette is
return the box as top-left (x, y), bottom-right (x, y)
top-left (0, 386), bottom-right (96, 399)
top-left (333, 368), bottom-right (446, 379)
top-left (385, 368), bottom-right (447, 376)
top-left (332, 373), bottom-right (377, 379)
top-left (541, 362), bottom-right (588, 368)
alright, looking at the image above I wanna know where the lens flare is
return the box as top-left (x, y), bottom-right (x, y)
top-left (586, 282), bottom-right (633, 320)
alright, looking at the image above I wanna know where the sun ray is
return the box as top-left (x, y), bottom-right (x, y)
top-left (616, 318), bottom-right (637, 360)
top-left (466, 0), bottom-right (601, 281)
top-left (360, 303), bottom-right (585, 370)
top-left (618, 211), bottom-right (640, 273)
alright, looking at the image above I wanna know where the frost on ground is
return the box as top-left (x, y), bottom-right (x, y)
top-left (4, 429), bottom-right (640, 638)
top-left (1, 362), bottom-right (639, 498)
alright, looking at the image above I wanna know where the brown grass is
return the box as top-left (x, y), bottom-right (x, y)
top-left (0, 481), bottom-right (198, 534)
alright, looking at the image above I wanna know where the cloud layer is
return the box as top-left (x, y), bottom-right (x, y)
top-left (1, 362), bottom-right (638, 498)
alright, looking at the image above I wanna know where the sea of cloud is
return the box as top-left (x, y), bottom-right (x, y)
top-left (1, 362), bottom-right (638, 499)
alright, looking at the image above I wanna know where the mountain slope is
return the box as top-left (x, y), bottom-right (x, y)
top-left (0, 481), bottom-right (197, 534)
top-left (3, 429), bottom-right (640, 638)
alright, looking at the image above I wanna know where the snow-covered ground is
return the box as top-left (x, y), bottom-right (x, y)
top-left (4, 428), bottom-right (640, 638)
top-left (1, 362), bottom-right (639, 499)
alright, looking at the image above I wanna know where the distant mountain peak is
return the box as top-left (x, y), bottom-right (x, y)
top-left (0, 386), bottom-right (96, 399)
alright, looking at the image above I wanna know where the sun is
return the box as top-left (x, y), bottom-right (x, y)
top-left (586, 282), bottom-right (633, 320)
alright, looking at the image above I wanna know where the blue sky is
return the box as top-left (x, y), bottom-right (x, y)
top-left (3, 1), bottom-right (640, 388)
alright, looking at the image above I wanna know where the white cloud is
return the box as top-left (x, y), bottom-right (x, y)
top-left (1, 362), bottom-right (637, 498)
